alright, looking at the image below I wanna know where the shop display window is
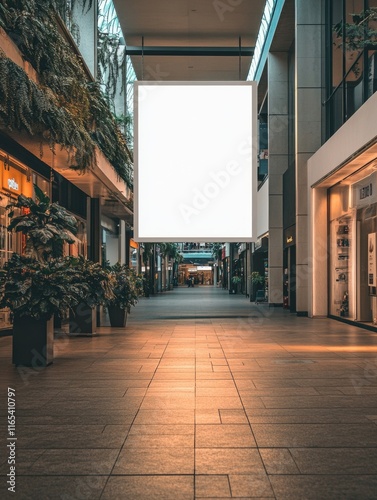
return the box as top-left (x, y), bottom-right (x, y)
top-left (330, 216), bottom-right (353, 317)
top-left (0, 203), bottom-right (22, 328)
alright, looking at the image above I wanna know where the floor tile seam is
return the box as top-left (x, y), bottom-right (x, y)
top-left (98, 336), bottom-right (172, 499)
top-left (226, 473), bottom-right (232, 496)
top-left (249, 404), bottom-right (377, 409)
top-left (194, 326), bottom-right (198, 498)
top-left (286, 446), bottom-right (302, 474)
top-left (0, 473), bottom-right (113, 477)
top-left (12, 448), bottom-right (49, 471)
top-left (6, 473), bottom-right (198, 477)
top-left (17, 444), bottom-right (377, 450)
top-left (266, 472), bottom-right (377, 476)
top-left (262, 446), bottom-right (377, 449)
top-left (215, 330), bottom-right (276, 498)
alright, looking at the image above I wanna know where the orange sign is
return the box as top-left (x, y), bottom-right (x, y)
top-left (130, 239), bottom-right (139, 249)
top-left (22, 176), bottom-right (33, 198)
top-left (2, 165), bottom-right (33, 197)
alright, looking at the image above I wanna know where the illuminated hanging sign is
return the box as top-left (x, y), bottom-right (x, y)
top-left (134, 81), bottom-right (257, 242)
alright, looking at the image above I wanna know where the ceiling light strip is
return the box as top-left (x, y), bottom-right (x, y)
top-left (247, 0), bottom-right (285, 82)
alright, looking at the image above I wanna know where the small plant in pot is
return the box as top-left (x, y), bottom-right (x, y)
top-left (0, 185), bottom-right (84, 366)
top-left (0, 255), bottom-right (88, 366)
top-left (104, 263), bottom-right (144, 327)
top-left (67, 256), bottom-right (114, 335)
top-left (231, 275), bottom-right (242, 294)
top-left (250, 271), bottom-right (265, 301)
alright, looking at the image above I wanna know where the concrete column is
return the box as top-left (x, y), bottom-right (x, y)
top-left (118, 220), bottom-right (126, 265)
top-left (268, 52), bottom-right (288, 306)
top-left (213, 264), bottom-right (218, 287)
top-left (309, 187), bottom-right (328, 317)
top-left (88, 198), bottom-right (101, 263)
top-left (295, 0), bottom-right (324, 315)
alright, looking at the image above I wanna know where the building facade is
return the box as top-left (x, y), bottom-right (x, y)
top-left (0, 0), bottom-right (135, 329)
top-left (252, 0), bottom-right (377, 330)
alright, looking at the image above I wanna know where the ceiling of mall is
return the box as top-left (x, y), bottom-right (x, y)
top-left (113, 0), bottom-right (266, 81)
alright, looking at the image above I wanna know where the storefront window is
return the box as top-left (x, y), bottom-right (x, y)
top-left (329, 170), bottom-right (377, 325)
top-left (329, 209), bottom-right (354, 318)
top-left (0, 152), bottom-right (33, 328)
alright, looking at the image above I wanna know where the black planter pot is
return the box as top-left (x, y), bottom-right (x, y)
top-left (108, 306), bottom-right (128, 327)
top-left (54, 315), bottom-right (62, 329)
top-left (69, 303), bottom-right (96, 335)
top-left (12, 315), bottom-right (54, 367)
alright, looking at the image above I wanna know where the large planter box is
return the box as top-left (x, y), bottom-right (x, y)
top-left (69, 303), bottom-right (96, 336)
top-left (108, 306), bottom-right (127, 327)
top-left (13, 315), bottom-right (54, 367)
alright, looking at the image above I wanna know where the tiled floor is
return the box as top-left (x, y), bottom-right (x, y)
top-left (1, 287), bottom-right (377, 499)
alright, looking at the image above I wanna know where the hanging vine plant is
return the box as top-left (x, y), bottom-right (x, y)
top-left (97, 31), bottom-right (123, 100)
top-left (87, 82), bottom-right (133, 181)
top-left (0, 0), bottom-right (133, 187)
top-left (0, 53), bottom-right (95, 170)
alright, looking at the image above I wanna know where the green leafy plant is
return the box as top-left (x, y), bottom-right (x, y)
top-left (105, 262), bottom-right (144, 309)
top-left (0, 184), bottom-right (113, 321)
top-left (69, 256), bottom-right (114, 308)
top-left (250, 271), bottom-right (264, 285)
top-left (334, 8), bottom-right (377, 51)
top-left (0, 254), bottom-right (88, 320)
top-left (0, 0), bottom-right (133, 186)
top-left (210, 243), bottom-right (223, 259)
top-left (158, 243), bottom-right (183, 263)
top-left (0, 54), bottom-right (95, 171)
top-left (231, 276), bottom-right (242, 285)
top-left (6, 184), bottom-right (78, 263)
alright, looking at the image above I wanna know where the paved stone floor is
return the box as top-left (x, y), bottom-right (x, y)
top-left (1, 287), bottom-right (377, 499)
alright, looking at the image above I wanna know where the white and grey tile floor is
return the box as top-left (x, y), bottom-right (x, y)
top-left (1, 287), bottom-right (377, 499)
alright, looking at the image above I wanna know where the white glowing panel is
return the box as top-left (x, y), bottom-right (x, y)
top-left (134, 82), bottom-right (257, 241)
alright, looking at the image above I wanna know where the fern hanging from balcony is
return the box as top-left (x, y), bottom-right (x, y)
top-left (0, 54), bottom-right (95, 171)
top-left (0, 0), bottom-right (133, 187)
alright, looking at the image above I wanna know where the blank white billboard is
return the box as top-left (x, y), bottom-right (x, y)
top-left (134, 81), bottom-right (257, 242)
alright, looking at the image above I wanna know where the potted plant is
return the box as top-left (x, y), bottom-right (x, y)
top-left (0, 185), bottom-right (84, 366)
top-left (68, 256), bottom-right (114, 335)
top-left (105, 263), bottom-right (144, 327)
top-left (0, 255), bottom-right (89, 366)
top-left (231, 275), bottom-right (242, 294)
top-left (250, 271), bottom-right (265, 301)
top-left (6, 184), bottom-right (78, 262)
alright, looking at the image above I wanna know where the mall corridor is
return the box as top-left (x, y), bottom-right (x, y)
top-left (2, 287), bottom-right (377, 499)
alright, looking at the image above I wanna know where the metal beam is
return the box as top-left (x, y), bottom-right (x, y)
top-left (125, 46), bottom-right (254, 57)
